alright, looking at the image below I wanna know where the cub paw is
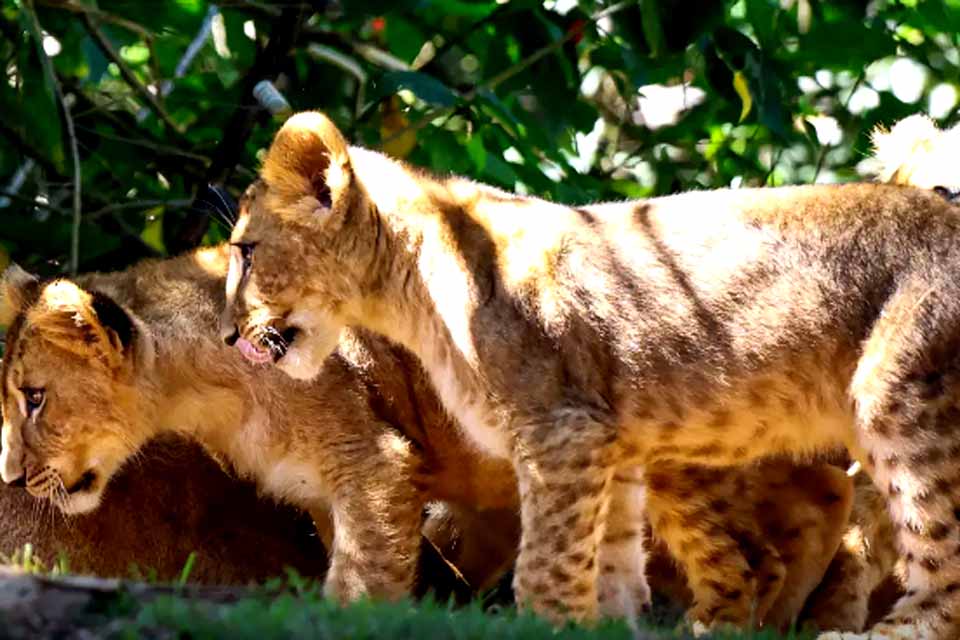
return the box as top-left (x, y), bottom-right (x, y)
top-left (816, 624), bottom-right (923, 640)
top-left (597, 568), bottom-right (651, 625)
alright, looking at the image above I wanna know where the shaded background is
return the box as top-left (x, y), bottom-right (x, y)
top-left (0, 0), bottom-right (958, 279)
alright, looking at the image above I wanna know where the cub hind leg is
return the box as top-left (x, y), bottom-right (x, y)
top-left (756, 461), bottom-right (855, 630)
top-left (801, 471), bottom-right (898, 633)
top-left (825, 283), bottom-right (960, 639)
top-left (646, 463), bottom-right (783, 631)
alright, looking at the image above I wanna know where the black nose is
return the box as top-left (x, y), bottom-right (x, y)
top-left (224, 326), bottom-right (239, 346)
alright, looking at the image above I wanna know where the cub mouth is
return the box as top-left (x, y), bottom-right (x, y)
top-left (237, 326), bottom-right (300, 364)
top-left (66, 469), bottom-right (98, 495)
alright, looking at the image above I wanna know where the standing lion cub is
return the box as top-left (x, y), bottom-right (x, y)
top-left (223, 110), bottom-right (960, 638)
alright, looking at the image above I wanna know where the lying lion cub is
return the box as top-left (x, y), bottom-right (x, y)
top-left (0, 435), bottom-right (328, 584)
top-left (223, 110), bottom-right (960, 638)
top-left (0, 247), bottom-right (852, 629)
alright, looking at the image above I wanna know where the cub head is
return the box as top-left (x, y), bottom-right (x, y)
top-left (871, 114), bottom-right (960, 201)
top-left (222, 111), bottom-right (367, 380)
top-left (0, 267), bottom-right (151, 514)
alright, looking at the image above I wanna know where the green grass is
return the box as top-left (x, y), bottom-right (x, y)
top-left (0, 543), bottom-right (70, 576)
top-left (116, 579), bottom-right (816, 640)
top-left (0, 552), bottom-right (816, 639)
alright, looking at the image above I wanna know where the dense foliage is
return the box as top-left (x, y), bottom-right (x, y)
top-left (0, 0), bottom-right (958, 277)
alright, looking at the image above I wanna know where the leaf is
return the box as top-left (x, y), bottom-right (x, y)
top-left (371, 71), bottom-right (458, 108)
top-left (639, 0), bottom-right (665, 57)
top-left (732, 70), bottom-right (753, 122)
top-left (140, 206), bottom-right (167, 254)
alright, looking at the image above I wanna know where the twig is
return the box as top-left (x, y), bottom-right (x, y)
top-left (24, 0), bottom-right (83, 276)
top-left (86, 199), bottom-right (192, 222)
top-left (306, 43), bottom-right (367, 118)
top-left (36, 0), bottom-right (155, 39)
top-left (474, 1), bottom-right (634, 97)
top-left (0, 160), bottom-right (36, 208)
top-left (82, 14), bottom-right (186, 140)
top-left (137, 5), bottom-right (218, 122)
top-left (171, 5), bottom-right (309, 253)
top-left (0, 188), bottom-right (66, 214)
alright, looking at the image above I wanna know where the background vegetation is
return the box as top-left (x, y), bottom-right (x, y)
top-left (1, 0), bottom-right (959, 278)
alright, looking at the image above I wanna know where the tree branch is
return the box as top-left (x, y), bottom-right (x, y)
top-left (168, 5), bottom-right (311, 253)
top-left (82, 14), bottom-right (187, 142)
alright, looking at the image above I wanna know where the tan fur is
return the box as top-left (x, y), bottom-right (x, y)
top-left (224, 110), bottom-right (960, 638)
top-left (647, 458), bottom-right (853, 630)
top-left (800, 114), bottom-right (960, 633)
top-left (0, 246), bottom-right (517, 602)
top-left (2, 252), bottom-right (851, 628)
top-left (5, 262), bottom-right (844, 623)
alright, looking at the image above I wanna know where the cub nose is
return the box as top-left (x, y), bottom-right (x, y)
top-left (223, 325), bottom-right (240, 346)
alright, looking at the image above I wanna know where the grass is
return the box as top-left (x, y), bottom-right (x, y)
top-left (121, 589), bottom-right (815, 640)
top-left (0, 550), bottom-right (816, 640)
top-left (0, 543), bottom-right (70, 576)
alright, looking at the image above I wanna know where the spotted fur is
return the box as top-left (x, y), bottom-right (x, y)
top-left (222, 111), bottom-right (960, 637)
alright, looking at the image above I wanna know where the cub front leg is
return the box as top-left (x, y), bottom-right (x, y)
top-left (322, 456), bottom-right (423, 603)
top-left (511, 410), bottom-right (620, 625)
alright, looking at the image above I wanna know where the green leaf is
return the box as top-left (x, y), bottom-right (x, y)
top-left (372, 71), bottom-right (458, 107)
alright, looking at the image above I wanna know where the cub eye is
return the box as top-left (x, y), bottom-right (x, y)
top-left (933, 186), bottom-right (960, 203)
top-left (233, 242), bottom-right (256, 272)
top-left (22, 388), bottom-right (45, 418)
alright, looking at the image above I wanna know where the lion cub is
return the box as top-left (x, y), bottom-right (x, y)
top-left (224, 110), bottom-right (960, 638)
top-left (0, 250), bottom-right (852, 629)
top-left (0, 247), bottom-right (517, 601)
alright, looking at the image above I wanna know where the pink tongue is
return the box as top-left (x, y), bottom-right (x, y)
top-left (236, 337), bottom-right (273, 364)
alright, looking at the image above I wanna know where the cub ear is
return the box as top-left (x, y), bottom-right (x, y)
top-left (262, 111), bottom-right (351, 214)
top-left (32, 281), bottom-right (133, 370)
top-left (871, 114), bottom-right (941, 184)
top-left (0, 264), bottom-right (40, 327)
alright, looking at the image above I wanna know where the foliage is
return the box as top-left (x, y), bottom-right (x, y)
top-left (0, 0), bottom-right (958, 277)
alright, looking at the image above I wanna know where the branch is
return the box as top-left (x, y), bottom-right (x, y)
top-left (475, 1), bottom-right (634, 96)
top-left (169, 5), bottom-right (310, 253)
top-left (86, 199), bottom-right (192, 222)
top-left (24, 0), bottom-right (83, 276)
top-left (36, 0), bottom-right (155, 40)
top-left (377, 2), bottom-right (635, 151)
top-left (82, 14), bottom-right (187, 141)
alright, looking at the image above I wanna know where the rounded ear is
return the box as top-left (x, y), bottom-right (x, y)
top-left (262, 111), bottom-right (351, 211)
top-left (871, 114), bottom-right (941, 184)
top-left (0, 264), bottom-right (39, 327)
top-left (32, 281), bottom-right (133, 370)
